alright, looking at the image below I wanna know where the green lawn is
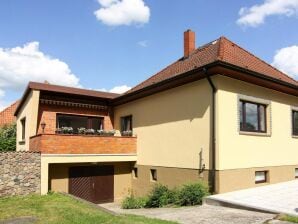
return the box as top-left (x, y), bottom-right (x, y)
top-left (279, 214), bottom-right (298, 223)
top-left (0, 193), bottom-right (176, 224)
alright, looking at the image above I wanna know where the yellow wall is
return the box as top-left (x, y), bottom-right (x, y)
top-left (114, 79), bottom-right (212, 169)
top-left (215, 76), bottom-right (298, 170)
top-left (16, 90), bottom-right (40, 151)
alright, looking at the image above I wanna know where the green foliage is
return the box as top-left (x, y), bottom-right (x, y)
top-left (279, 215), bottom-right (298, 223)
top-left (175, 182), bottom-right (209, 206)
top-left (0, 123), bottom-right (16, 151)
top-left (121, 195), bottom-right (147, 209)
top-left (145, 184), bottom-right (177, 208)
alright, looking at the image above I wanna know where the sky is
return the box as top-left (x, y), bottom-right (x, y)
top-left (0, 0), bottom-right (298, 110)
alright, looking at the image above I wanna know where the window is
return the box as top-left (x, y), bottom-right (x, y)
top-left (133, 168), bottom-right (138, 179)
top-left (295, 168), bottom-right (298, 178)
top-left (240, 100), bottom-right (266, 133)
top-left (255, 171), bottom-right (267, 184)
top-left (150, 169), bottom-right (157, 181)
top-left (57, 114), bottom-right (103, 133)
top-left (292, 110), bottom-right (298, 136)
top-left (121, 115), bottom-right (132, 133)
top-left (21, 118), bottom-right (26, 141)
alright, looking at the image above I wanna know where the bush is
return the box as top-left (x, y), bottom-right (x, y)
top-left (175, 182), bottom-right (209, 206)
top-left (145, 184), bottom-right (177, 208)
top-left (121, 195), bottom-right (147, 209)
top-left (0, 123), bottom-right (16, 151)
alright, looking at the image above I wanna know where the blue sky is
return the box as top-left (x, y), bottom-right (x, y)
top-left (0, 0), bottom-right (298, 110)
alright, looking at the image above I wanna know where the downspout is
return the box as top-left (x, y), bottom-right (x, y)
top-left (203, 67), bottom-right (217, 194)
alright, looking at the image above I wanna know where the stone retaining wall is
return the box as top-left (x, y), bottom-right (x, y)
top-left (0, 152), bottom-right (41, 196)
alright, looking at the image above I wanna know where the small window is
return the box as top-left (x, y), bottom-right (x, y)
top-left (295, 168), bottom-right (298, 178)
top-left (240, 100), bottom-right (267, 133)
top-left (150, 169), bottom-right (157, 181)
top-left (21, 118), bottom-right (26, 141)
top-left (133, 168), bottom-right (138, 179)
top-left (121, 115), bottom-right (132, 135)
top-left (255, 171), bottom-right (267, 184)
top-left (292, 110), bottom-right (298, 136)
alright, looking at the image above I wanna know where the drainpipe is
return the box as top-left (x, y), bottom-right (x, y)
top-left (203, 67), bottom-right (217, 194)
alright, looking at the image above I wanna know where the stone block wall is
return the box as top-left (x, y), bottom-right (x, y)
top-left (0, 152), bottom-right (41, 196)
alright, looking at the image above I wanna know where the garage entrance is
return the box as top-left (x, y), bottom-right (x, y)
top-left (69, 165), bottom-right (114, 203)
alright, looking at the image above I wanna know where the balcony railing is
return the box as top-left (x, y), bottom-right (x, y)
top-left (29, 134), bottom-right (137, 154)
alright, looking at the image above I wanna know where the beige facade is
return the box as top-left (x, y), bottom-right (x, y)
top-left (16, 90), bottom-right (40, 151)
top-left (114, 79), bottom-right (212, 170)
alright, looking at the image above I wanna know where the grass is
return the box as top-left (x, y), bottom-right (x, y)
top-left (278, 214), bottom-right (298, 223)
top-left (0, 193), bottom-right (177, 224)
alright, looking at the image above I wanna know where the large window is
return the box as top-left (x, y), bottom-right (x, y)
top-left (121, 115), bottom-right (132, 133)
top-left (57, 114), bottom-right (103, 133)
top-left (292, 110), bottom-right (298, 136)
top-left (21, 117), bottom-right (26, 141)
top-left (240, 100), bottom-right (266, 133)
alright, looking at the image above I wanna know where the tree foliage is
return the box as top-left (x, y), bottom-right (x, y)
top-left (0, 123), bottom-right (16, 151)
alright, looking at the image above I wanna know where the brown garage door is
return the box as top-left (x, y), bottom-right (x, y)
top-left (69, 165), bottom-right (114, 203)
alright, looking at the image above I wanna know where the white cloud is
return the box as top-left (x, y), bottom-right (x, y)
top-left (272, 45), bottom-right (298, 80)
top-left (237, 0), bottom-right (298, 27)
top-left (137, 40), bottom-right (148, 47)
top-left (94, 0), bottom-right (150, 26)
top-left (97, 85), bottom-right (131, 94)
top-left (0, 41), bottom-right (80, 102)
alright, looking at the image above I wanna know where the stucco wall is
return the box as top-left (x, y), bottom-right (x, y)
top-left (214, 76), bottom-right (298, 170)
top-left (16, 90), bottom-right (40, 151)
top-left (114, 79), bottom-right (212, 170)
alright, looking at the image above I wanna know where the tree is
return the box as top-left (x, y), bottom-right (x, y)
top-left (0, 123), bottom-right (16, 151)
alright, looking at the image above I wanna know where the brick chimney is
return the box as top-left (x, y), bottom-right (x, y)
top-left (184, 29), bottom-right (195, 58)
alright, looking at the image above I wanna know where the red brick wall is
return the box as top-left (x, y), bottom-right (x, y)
top-left (29, 134), bottom-right (136, 154)
top-left (0, 101), bottom-right (19, 127)
top-left (37, 104), bottom-right (114, 134)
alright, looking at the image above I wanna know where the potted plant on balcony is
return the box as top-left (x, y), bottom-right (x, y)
top-left (77, 127), bottom-right (86, 135)
top-left (61, 127), bottom-right (73, 134)
top-left (85, 129), bottom-right (95, 135)
top-left (121, 130), bottom-right (133, 137)
top-left (97, 129), bottom-right (116, 136)
top-left (55, 128), bottom-right (62, 134)
top-left (97, 129), bottom-right (104, 135)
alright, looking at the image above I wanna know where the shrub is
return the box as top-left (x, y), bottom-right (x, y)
top-left (0, 123), bottom-right (16, 151)
top-left (145, 184), bottom-right (177, 208)
top-left (121, 195), bottom-right (147, 209)
top-left (175, 182), bottom-right (209, 206)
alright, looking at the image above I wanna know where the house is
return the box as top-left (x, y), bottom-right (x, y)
top-left (0, 100), bottom-right (19, 127)
top-left (14, 30), bottom-right (298, 203)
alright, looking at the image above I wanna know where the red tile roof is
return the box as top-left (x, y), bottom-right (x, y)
top-left (128, 37), bottom-right (297, 93)
top-left (0, 100), bottom-right (19, 126)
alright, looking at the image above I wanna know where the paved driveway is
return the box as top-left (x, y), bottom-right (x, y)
top-left (207, 180), bottom-right (298, 216)
top-left (100, 203), bottom-right (275, 224)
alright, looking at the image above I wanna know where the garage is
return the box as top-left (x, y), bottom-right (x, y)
top-left (69, 165), bottom-right (114, 203)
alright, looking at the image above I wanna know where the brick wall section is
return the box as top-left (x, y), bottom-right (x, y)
top-left (29, 134), bottom-right (137, 154)
top-left (0, 101), bottom-right (19, 127)
top-left (0, 152), bottom-right (40, 196)
top-left (37, 104), bottom-right (113, 134)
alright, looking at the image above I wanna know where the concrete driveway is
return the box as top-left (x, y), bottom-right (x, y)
top-left (206, 180), bottom-right (298, 217)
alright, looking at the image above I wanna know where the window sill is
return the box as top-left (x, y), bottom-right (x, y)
top-left (239, 131), bottom-right (271, 137)
top-left (292, 135), bottom-right (298, 139)
top-left (255, 181), bottom-right (267, 184)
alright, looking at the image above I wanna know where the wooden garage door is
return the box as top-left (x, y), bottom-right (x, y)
top-left (69, 165), bottom-right (114, 203)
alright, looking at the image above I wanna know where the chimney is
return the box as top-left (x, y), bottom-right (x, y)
top-left (184, 29), bottom-right (195, 58)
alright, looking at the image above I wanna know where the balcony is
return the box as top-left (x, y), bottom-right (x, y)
top-left (29, 134), bottom-right (137, 154)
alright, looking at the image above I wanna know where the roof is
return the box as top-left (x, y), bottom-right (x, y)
top-left (0, 100), bottom-right (19, 126)
top-left (28, 82), bottom-right (120, 99)
top-left (128, 36), bottom-right (297, 93)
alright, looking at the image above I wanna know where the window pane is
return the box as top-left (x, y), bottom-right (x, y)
top-left (293, 111), bottom-right (298, 135)
top-left (239, 101), bottom-right (243, 129)
top-left (90, 117), bottom-right (103, 130)
top-left (245, 102), bottom-right (258, 131)
top-left (255, 171), bottom-right (266, 182)
top-left (259, 105), bottom-right (266, 132)
top-left (121, 116), bottom-right (132, 132)
top-left (295, 168), bottom-right (298, 178)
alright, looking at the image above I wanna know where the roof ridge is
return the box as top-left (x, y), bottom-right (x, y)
top-left (221, 37), bottom-right (297, 83)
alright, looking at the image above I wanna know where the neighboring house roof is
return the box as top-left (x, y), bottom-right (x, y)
top-left (128, 37), bottom-right (297, 93)
top-left (0, 100), bottom-right (19, 126)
